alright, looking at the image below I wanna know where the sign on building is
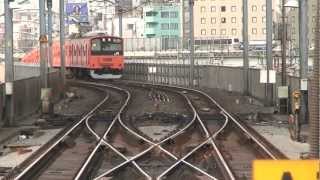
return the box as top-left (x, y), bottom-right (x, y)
top-left (66, 0), bottom-right (89, 24)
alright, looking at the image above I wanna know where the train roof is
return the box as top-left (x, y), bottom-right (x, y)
top-left (68, 31), bottom-right (122, 40)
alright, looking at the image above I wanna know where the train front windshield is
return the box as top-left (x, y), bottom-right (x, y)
top-left (91, 37), bottom-right (123, 55)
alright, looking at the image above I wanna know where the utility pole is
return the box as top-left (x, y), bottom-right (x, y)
top-left (243, 0), bottom-right (249, 95)
top-left (60, 0), bottom-right (66, 94)
top-left (4, 0), bottom-right (14, 126)
top-left (281, 0), bottom-right (287, 86)
top-left (266, 0), bottom-right (273, 106)
top-left (118, 1), bottom-right (123, 37)
top-left (189, 0), bottom-right (194, 87)
top-left (39, 0), bottom-right (48, 88)
top-left (309, 0), bottom-right (319, 159)
top-left (299, 0), bottom-right (309, 124)
top-left (47, 0), bottom-right (53, 67)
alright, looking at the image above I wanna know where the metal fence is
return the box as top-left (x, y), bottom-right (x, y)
top-left (0, 71), bottom-right (62, 124)
top-left (124, 58), bottom-right (204, 87)
top-left (123, 37), bottom-right (241, 52)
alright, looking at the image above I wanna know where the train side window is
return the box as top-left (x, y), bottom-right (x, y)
top-left (74, 45), bottom-right (77, 56)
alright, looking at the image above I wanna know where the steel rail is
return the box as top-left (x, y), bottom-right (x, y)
top-left (94, 84), bottom-right (217, 180)
top-left (14, 84), bottom-right (110, 180)
top-left (158, 112), bottom-right (230, 180)
top-left (157, 112), bottom-right (232, 180)
top-left (74, 82), bottom-right (134, 180)
top-left (124, 80), bottom-right (278, 159)
top-left (84, 114), bottom-right (152, 179)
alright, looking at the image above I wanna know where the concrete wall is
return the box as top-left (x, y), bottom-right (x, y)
top-left (0, 71), bottom-right (61, 124)
top-left (0, 63), bottom-right (57, 83)
top-left (123, 63), bottom-right (302, 105)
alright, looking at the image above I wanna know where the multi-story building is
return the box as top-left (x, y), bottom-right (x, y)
top-left (287, 0), bottom-right (316, 50)
top-left (193, 0), bottom-right (279, 41)
top-left (143, 3), bottom-right (181, 38)
top-left (0, 10), bottom-right (60, 53)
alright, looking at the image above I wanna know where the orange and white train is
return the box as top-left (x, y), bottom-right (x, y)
top-left (21, 32), bottom-right (124, 79)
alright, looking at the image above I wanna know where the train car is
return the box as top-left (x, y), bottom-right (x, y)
top-left (21, 32), bottom-right (124, 79)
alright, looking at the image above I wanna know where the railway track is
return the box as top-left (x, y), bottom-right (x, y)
top-left (6, 80), bottom-right (286, 180)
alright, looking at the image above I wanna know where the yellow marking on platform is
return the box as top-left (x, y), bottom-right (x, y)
top-left (253, 160), bottom-right (319, 180)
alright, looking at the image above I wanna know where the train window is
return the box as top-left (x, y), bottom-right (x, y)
top-left (91, 39), bottom-right (101, 52)
top-left (74, 45), bottom-right (77, 56)
top-left (91, 38), bottom-right (123, 55)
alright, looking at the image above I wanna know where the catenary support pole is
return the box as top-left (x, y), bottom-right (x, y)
top-left (281, 0), bottom-right (287, 86)
top-left (299, 0), bottom-right (309, 124)
top-left (60, 0), bottom-right (66, 94)
top-left (39, 0), bottom-right (48, 88)
top-left (189, 0), bottom-right (194, 87)
top-left (104, 0), bottom-right (107, 30)
top-left (266, 0), bottom-right (273, 106)
top-left (309, 0), bottom-right (319, 159)
top-left (243, 0), bottom-right (249, 95)
top-left (4, 0), bottom-right (14, 126)
top-left (118, 1), bottom-right (123, 37)
top-left (47, 0), bottom-right (53, 67)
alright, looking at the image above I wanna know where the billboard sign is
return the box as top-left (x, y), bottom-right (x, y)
top-left (66, 0), bottom-right (89, 24)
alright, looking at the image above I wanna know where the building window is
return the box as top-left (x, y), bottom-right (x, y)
top-left (292, 28), bottom-right (295, 34)
top-left (262, 5), bottom-right (266, 11)
top-left (231, 6), bottom-right (236, 12)
top-left (127, 24), bottom-right (134, 30)
top-left (211, 29), bottom-right (216, 35)
top-left (262, 17), bottom-right (266, 22)
top-left (232, 28), bottom-right (237, 35)
top-left (220, 29), bottom-right (226, 35)
top-left (146, 11), bottom-right (157, 16)
top-left (161, 11), bottom-right (169, 18)
top-left (161, 23), bottom-right (169, 30)
top-left (252, 5), bottom-right (257, 12)
top-left (170, 12), bottom-right (178, 18)
top-left (201, 18), bottom-right (206, 24)
top-left (211, 17), bottom-right (216, 24)
top-left (231, 17), bottom-right (236, 23)
top-left (170, 23), bottom-right (179, 30)
top-left (252, 28), bottom-right (257, 34)
top-left (221, 17), bottom-right (226, 23)
top-left (312, 16), bottom-right (316, 22)
top-left (211, 6), bottom-right (216, 12)
top-left (252, 17), bottom-right (257, 23)
top-left (263, 28), bottom-right (266, 34)
top-left (201, 6), bottom-right (206, 12)
top-left (201, 29), bottom-right (206, 35)
top-left (221, 6), bottom-right (226, 12)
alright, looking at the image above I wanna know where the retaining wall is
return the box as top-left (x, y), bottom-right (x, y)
top-left (0, 71), bottom-right (62, 124)
top-left (124, 63), bottom-right (302, 106)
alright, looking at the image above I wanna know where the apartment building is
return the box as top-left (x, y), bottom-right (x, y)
top-left (194, 0), bottom-right (279, 41)
top-left (143, 3), bottom-right (181, 38)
